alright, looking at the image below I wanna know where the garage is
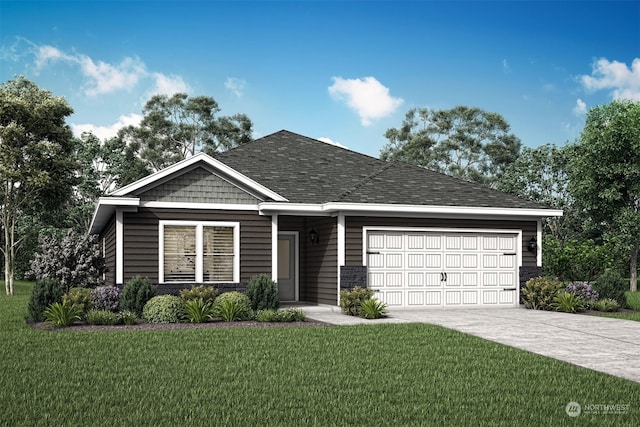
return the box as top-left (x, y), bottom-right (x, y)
top-left (365, 229), bottom-right (520, 307)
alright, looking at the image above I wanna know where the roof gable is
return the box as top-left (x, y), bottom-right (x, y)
top-left (136, 165), bottom-right (261, 204)
top-left (111, 152), bottom-right (287, 202)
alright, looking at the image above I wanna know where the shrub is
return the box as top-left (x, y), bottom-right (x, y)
top-left (359, 298), bottom-right (388, 319)
top-left (120, 276), bottom-right (156, 316)
top-left (91, 286), bottom-right (121, 312)
top-left (275, 308), bottom-right (306, 322)
top-left (592, 298), bottom-right (620, 312)
top-left (118, 310), bottom-right (138, 325)
top-left (43, 300), bottom-right (82, 327)
top-left (564, 282), bottom-right (599, 308)
top-left (552, 291), bottom-right (586, 313)
top-left (339, 286), bottom-right (374, 316)
top-left (142, 295), bottom-right (185, 324)
top-left (86, 309), bottom-right (120, 326)
top-left (521, 277), bottom-right (563, 310)
top-left (212, 292), bottom-right (252, 321)
top-left (28, 279), bottom-right (63, 322)
top-left (213, 298), bottom-right (246, 322)
top-left (246, 274), bottom-right (279, 311)
top-left (63, 287), bottom-right (93, 316)
top-left (542, 236), bottom-right (615, 282)
top-left (593, 270), bottom-right (627, 307)
top-left (255, 309), bottom-right (277, 322)
top-left (27, 229), bottom-right (106, 292)
top-left (179, 285), bottom-right (217, 305)
top-left (183, 298), bottom-right (215, 323)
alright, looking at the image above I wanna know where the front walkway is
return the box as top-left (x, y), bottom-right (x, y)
top-left (301, 305), bottom-right (640, 383)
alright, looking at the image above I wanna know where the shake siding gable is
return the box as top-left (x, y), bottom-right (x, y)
top-left (122, 208), bottom-right (271, 285)
top-left (135, 166), bottom-right (260, 204)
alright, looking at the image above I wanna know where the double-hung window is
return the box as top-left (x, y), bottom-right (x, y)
top-left (160, 221), bottom-right (239, 283)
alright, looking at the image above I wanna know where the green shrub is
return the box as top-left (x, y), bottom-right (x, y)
top-left (593, 270), bottom-right (627, 307)
top-left (142, 295), bottom-right (185, 324)
top-left (120, 276), bottom-right (156, 317)
top-left (63, 287), bottom-right (92, 316)
top-left (119, 310), bottom-right (138, 325)
top-left (212, 292), bottom-right (252, 321)
top-left (359, 298), bottom-right (388, 319)
top-left (43, 300), bottom-right (82, 327)
top-left (626, 291), bottom-right (640, 311)
top-left (339, 286), bottom-right (374, 316)
top-left (592, 298), bottom-right (620, 312)
top-left (28, 279), bottom-right (63, 322)
top-left (86, 309), bottom-right (120, 325)
top-left (521, 277), bottom-right (563, 310)
top-left (183, 298), bottom-right (215, 323)
top-left (179, 285), bottom-right (217, 304)
top-left (275, 308), bottom-right (306, 322)
top-left (552, 291), bottom-right (586, 313)
top-left (255, 309), bottom-right (277, 322)
top-left (246, 274), bottom-right (279, 311)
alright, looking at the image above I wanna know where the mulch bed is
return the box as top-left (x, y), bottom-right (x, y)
top-left (29, 318), bottom-right (330, 332)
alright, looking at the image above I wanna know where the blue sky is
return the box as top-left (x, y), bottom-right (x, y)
top-left (1, 1), bottom-right (639, 157)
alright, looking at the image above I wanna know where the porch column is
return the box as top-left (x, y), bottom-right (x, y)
top-left (536, 219), bottom-right (542, 267)
top-left (337, 213), bottom-right (345, 305)
top-left (115, 208), bottom-right (124, 285)
top-left (271, 214), bottom-right (279, 281)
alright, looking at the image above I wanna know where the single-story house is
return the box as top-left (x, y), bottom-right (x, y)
top-left (89, 130), bottom-right (562, 307)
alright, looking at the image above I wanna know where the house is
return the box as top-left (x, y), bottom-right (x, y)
top-left (89, 130), bottom-right (562, 307)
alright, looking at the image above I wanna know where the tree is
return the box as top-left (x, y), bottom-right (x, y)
top-left (27, 230), bottom-right (105, 293)
top-left (381, 106), bottom-right (521, 186)
top-left (0, 77), bottom-right (77, 295)
top-left (569, 100), bottom-right (640, 291)
top-left (497, 144), bottom-right (574, 240)
top-left (116, 93), bottom-right (253, 175)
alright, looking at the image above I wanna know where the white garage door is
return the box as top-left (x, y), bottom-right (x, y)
top-left (366, 230), bottom-right (519, 307)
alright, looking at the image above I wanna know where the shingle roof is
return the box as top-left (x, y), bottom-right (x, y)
top-left (215, 130), bottom-right (551, 210)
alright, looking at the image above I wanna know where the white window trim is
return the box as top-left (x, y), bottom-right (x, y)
top-left (159, 220), bottom-right (240, 284)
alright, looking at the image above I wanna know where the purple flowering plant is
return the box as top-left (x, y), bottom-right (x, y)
top-left (565, 281), bottom-right (599, 303)
top-left (90, 286), bottom-right (121, 312)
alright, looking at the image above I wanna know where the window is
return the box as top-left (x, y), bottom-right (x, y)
top-left (160, 221), bottom-right (239, 283)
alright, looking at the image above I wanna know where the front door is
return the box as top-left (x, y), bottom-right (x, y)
top-left (277, 233), bottom-right (297, 301)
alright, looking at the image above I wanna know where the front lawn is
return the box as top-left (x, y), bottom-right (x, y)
top-left (1, 282), bottom-right (639, 426)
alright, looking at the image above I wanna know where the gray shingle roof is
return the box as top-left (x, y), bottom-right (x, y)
top-left (215, 130), bottom-right (551, 210)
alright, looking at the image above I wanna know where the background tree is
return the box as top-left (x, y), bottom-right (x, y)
top-left (568, 100), bottom-right (640, 291)
top-left (116, 93), bottom-right (253, 176)
top-left (497, 144), bottom-right (574, 240)
top-left (0, 77), bottom-right (77, 295)
top-left (381, 106), bottom-right (521, 187)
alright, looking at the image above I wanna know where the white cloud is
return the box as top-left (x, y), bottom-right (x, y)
top-left (149, 73), bottom-right (190, 96)
top-left (580, 57), bottom-right (640, 101)
top-left (71, 113), bottom-right (143, 140)
top-left (573, 98), bottom-right (587, 116)
top-left (317, 137), bottom-right (348, 149)
top-left (328, 76), bottom-right (403, 126)
top-left (502, 59), bottom-right (510, 74)
top-left (31, 43), bottom-right (190, 98)
top-left (225, 77), bottom-right (246, 98)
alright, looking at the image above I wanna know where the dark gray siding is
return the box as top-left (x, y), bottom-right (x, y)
top-left (101, 216), bottom-right (116, 286)
top-left (122, 208), bottom-right (271, 287)
top-left (345, 217), bottom-right (538, 267)
top-left (306, 217), bottom-right (338, 305)
top-left (136, 166), bottom-right (260, 204)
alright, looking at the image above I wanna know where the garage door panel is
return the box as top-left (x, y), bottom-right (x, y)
top-left (407, 254), bottom-right (424, 268)
top-left (366, 231), bottom-right (519, 307)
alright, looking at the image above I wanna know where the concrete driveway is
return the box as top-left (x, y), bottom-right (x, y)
top-left (303, 306), bottom-right (640, 383)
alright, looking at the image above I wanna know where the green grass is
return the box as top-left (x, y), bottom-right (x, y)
top-left (626, 291), bottom-right (640, 311)
top-left (2, 282), bottom-right (639, 426)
